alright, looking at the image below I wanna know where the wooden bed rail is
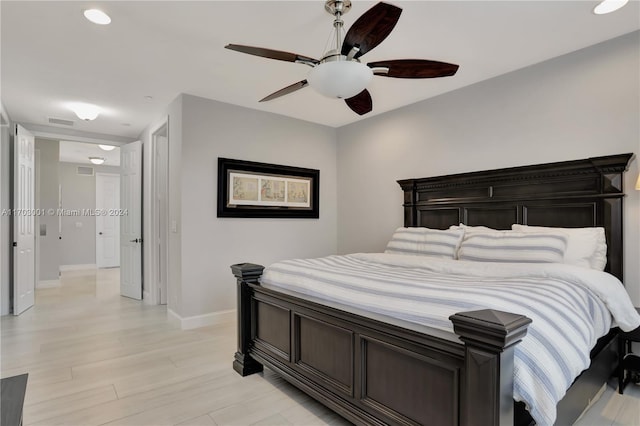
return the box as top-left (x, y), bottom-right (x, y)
top-left (231, 263), bottom-right (532, 426)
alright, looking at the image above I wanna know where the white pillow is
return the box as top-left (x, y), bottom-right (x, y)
top-left (385, 227), bottom-right (465, 259)
top-left (458, 232), bottom-right (568, 263)
top-left (449, 223), bottom-right (500, 233)
top-left (511, 224), bottom-right (607, 271)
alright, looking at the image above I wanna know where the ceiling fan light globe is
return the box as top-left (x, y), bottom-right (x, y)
top-left (308, 61), bottom-right (373, 99)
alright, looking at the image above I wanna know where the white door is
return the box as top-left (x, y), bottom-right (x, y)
top-left (120, 141), bottom-right (142, 300)
top-left (96, 173), bottom-right (120, 268)
top-left (13, 124), bottom-right (35, 315)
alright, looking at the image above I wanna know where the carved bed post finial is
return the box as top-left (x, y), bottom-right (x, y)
top-left (450, 309), bottom-right (532, 426)
top-left (231, 263), bottom-right (265, 377)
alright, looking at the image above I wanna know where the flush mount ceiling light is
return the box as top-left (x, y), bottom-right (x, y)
top-left (68, 102), bottom-right (101, 121)
top-left (225, 1), bottom-right (458, 115)
top-left (83, 9), bottom-right (111, 25)
top-left (98, 144), bottom-right (115, 151)
top-left (593, 0), bottom-right (629, 14)
top-left (89, 157), bottom-right (105, 165)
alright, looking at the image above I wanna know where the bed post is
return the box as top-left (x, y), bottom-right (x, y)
top-left (231, 263), bottom-right (265, 377)
top-left (450, 309), bottom-right (532, 426)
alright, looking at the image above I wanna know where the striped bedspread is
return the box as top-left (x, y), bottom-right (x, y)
top-left (260, 253), bottom-right (640, 426)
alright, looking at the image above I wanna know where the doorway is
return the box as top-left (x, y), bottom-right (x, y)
top-left (58, 142), bottom-right (121, 271)
top-left (9, 129), bottom-right (160, 314)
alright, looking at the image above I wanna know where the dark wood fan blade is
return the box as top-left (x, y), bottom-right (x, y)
top-left (368, 59), bottom-right (459, 78)
top-left (225, 44), bottom-right (317, 64)
top-left (341, 2), bottom-right (402, 59)
top-left (259, 80), bottom-right (308, 102)
top-left (344, 89), bottom-right (373, 115)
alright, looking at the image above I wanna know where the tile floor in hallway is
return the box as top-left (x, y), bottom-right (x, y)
top-left (1, 268), bottom-right (638, 425)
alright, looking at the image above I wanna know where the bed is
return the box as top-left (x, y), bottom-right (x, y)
top-left (230, 153), bottom-right (636, 426)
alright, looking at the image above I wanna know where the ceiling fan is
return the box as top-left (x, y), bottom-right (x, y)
top-left (225, 1), bottom-right (459, 116)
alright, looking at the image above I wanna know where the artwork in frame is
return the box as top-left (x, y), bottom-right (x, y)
top-left (217, 158), bottom-right (319, 218)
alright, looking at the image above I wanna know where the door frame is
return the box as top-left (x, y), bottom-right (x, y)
top-left (0, 108), bottom-right (10, 315)
top-left (35, 149), bottom-right (40, 287)
top-left (4, 125), bottom-right (150, 309)
top-left (147, 119), bottom-right (169, 305)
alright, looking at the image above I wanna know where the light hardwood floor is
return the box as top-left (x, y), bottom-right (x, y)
top-left (1, 268), bottom-right (638, 426)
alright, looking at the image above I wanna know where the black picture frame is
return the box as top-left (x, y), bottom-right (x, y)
top-left (217, 158), bottom-right (320, 218)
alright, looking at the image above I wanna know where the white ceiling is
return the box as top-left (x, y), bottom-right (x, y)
top-left (59, 141), bottom-right (121, 166)
top-left (2, 1), bottom-right (639, 140)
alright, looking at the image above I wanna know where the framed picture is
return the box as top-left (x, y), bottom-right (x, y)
top-left (217, 158), bottom-right (319, 218)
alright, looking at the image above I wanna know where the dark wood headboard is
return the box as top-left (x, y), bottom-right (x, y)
top-left (398, 153), bottom-right (634, 282)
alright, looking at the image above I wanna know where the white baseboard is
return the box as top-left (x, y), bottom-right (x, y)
top-left (59, 264), bottom-right (97, 271)
top-left (167, 308), bottom-right (182, 327)
top-left (37, 279), bottom-right (60, 289)
top-left (167, 308), bottom-right (236, 330)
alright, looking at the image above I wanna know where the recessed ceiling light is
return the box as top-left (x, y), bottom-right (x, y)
top-left (68, 102), bottom-right (101, 121)
top-left (98, 144), bottom-right (115, 151)
top-left (89, 157), bottom-right (105, 165)
top-left (84, 9), bottom-right (111, 25)
top-left (593, 0), bottom-right (629, 14)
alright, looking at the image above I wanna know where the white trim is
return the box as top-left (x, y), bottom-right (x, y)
top-left (167, 309), bottom-right (236, 330)
top-left (20, 123), bottom-right (134, 145)
top-left (167, 308), bottom-right (182, 327)
top-left (35, 149), bottom-right (41, 288)
top-left (147, 118), bottom-right (169, 307)
top-left (37, 279), bottom-right (60, 289)
top-left (59, 264), bottom-right (97, 271)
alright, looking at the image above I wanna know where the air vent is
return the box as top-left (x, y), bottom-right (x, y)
top-left (77, 166), bottom-right (94, 176)
top-left (48, 117), bottom-right (74, 126)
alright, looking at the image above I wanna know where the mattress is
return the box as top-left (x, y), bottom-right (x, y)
top-left (260, 253), bottom-right (640, 426)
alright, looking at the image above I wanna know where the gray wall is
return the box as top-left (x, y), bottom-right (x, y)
top-left (59, 162), bottom-right (121, 267)
top-left (0, 104), bottom-right (11, 314)
top-left (145, 94), bottom-right (338, 318)
top-left (35, 138), bottom-right (60, 281)
top-left (336, 31), bottom-right (640, 305)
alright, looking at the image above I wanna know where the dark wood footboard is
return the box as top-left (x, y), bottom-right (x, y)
top-left (232, 263), bottom-right (531, 426)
